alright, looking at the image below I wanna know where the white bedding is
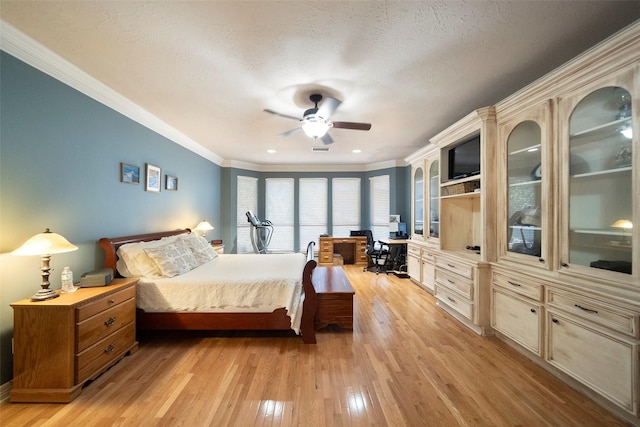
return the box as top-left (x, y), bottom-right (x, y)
top-left (136, 252), bottom-right (307, 333)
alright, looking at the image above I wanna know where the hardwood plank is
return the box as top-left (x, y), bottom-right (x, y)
top-left (0, 266), bottom-right (632, 426)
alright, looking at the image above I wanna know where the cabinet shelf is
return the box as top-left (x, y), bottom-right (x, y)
top-left (441, 191), bottom-right (480, 200)
top-left (572, 166), bottom-right (631, 179)
top-left (570, 117), bottom-right (631, 138)
top-left (509, 144), bottom-right (541, 156)
top-left (509, 180), bottom-right (542, 188)
top-left (572, 229), bottom-right (631, 236)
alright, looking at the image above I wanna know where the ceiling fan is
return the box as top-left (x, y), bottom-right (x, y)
top-left (264, 94), bottom-right (372, 145)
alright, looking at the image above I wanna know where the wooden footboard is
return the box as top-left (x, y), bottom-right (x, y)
top-left (98, 231), bottom-right (318, 344)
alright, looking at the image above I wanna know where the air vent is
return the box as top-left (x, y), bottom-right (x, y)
top-left (312, 147), bottom-right (330, 152)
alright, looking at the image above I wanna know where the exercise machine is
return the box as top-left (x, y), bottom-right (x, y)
top-left (246, 211), bottom-right (273, 254)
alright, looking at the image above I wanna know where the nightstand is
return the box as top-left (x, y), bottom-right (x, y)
top-left (10, 278), bottom-right (138, 403)
top-left (212, 244), bottom-right (225, 254)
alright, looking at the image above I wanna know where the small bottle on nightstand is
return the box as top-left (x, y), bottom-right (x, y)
top-left (61, 266), bottom-right (77, 293)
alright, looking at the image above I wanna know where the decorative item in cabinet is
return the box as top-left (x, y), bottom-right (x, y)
top-left (559, 81), bottom-right (635, 284)
top-left (442, 179), bottom-right (480, 196)
top-left (10, 279), bottom-right (138, 403)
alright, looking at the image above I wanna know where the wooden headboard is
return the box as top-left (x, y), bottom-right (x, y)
top-left (98, 229), bottom-right (191, 278)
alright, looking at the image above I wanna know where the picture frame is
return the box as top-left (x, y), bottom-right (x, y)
top-left (145, 163), bottom-right (162, 193)
top-left (120, 163), bottom-right (140, 184)
top-left (165, 175), bottom-right (178, 191)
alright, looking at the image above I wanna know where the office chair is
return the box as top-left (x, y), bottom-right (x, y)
top-left (359, 230), bottom-right (390, 274)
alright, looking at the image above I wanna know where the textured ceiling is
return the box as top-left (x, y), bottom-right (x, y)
top-left (1, 1), bottom-right (639, 167)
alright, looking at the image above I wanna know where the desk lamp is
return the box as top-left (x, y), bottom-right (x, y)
top-left (12, 229), bottom-right (78, 301)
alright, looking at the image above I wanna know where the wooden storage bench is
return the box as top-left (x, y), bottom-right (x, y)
top-left (312, 266), bottom-right (355, 330)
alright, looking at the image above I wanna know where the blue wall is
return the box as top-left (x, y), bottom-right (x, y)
top-left (0, 52), bottom-right (222, 384)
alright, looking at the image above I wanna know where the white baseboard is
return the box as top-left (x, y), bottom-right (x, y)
top-left (0, 380), bottom-right (12, 402)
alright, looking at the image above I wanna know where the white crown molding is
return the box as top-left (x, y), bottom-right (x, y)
top-left (0, 20), bottom-right (224, 165)
top-left (223, 158), bottom-right (407, 173)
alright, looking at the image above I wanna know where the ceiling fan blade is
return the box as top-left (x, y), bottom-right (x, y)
top-left (331, 121), bottom-right (372, 131)
top-left (264, 109), bottom-right (300, 121)
top-left (277, 127), bottom-right (303, 137)
top-left (320, 133), bottom-right (334, 145)
top-left (316, 97), bottom-right (341, 119)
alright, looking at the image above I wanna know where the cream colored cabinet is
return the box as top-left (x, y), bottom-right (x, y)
top-left (428, 159), bottom-right (440, 239)
top-left (497, 101), bottom-right (553, 270)
top-left (406, 242), bottom-right (422, 283)
top-left (547, 306), bottom-right (638, 414)
top-left (434, 252), bottom-right (491, 335)
top-left (491, 268), bottom-right (544, 356)
top-left (421, 249), bottom-right (435, 293)
top-left (557, 68), bottom-right (638, 287)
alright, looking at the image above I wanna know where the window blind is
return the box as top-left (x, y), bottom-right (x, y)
top-left (236, 176), bottom-right (257, 253)
top-left (299, 178), bottom-right (328, 249)
top-left (332, 178), bottom-right (361, 237)
top-left (370, 175), bottom-right (390, 241)
top-left (266, 178), bottom-right (294, 252)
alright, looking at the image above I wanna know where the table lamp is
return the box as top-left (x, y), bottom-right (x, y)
top-left (12, 229), bottom-right (78, 301)
top-left (611, 219), bottom-right (633, 245)
top-left (193, 220), bottom-right (214, 238)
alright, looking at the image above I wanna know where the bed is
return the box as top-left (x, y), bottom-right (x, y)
top-left (98, 229), bottom-right (318, 344)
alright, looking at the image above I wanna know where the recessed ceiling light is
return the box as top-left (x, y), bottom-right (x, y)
top-left (267, 149), bottom-right (276, 154)
top-left (352, 149), bottom-right (362, 153)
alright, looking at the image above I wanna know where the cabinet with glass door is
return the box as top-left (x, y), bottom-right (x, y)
top-left (558, 71), bottom-right (637, 287)
top-left (428, 159), bottom-right (440, 240)
top-left (498, 101), bottom-right (552, 270)
top-left (412, 166), bottom-right (424, 241)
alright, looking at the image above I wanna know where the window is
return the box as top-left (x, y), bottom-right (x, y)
top-left (299, 178), bottom-right (328, 249)
top-left (370, 175), bottom-right (390, 241)
top-left (332, 178), bottom-right (361, 237)
top-left (236, 176), bottom-right (258, 253)
top-left (266, 178), bottom-right (294, 252)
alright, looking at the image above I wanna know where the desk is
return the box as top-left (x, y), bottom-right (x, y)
top-left (381, 239), bottom-right (408, 274)
top-left (319, 236), bottom-right (368, 267)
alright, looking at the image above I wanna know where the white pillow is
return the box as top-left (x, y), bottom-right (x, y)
top-left (144, 240), bottom-right (198, 277)
top-left (116, 258), bottom-right (135, 278)
top-left (180, 233), bottom-right (218, 266)
top-left (117, 236), bottom-right (179, 277)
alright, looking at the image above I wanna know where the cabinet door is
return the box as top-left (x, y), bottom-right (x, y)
top-left (558, 69), bottom-right (637, 285)
top-left (497, 102), bottom-right (552, 269)
top-left (428, 159), bottom-right (440, 239)
top-left (547, 310), bottom-right (637, 413)
top-left (413, 166), bottom-right (424, 239)
top-left (491, 288), bottom-right (542, 355)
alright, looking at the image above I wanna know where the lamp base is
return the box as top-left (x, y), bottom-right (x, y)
top-left (31, 288), bottom-right (60, 302)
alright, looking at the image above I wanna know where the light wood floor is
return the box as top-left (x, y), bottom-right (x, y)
top-left (0, 266), bottom-right (630, 426)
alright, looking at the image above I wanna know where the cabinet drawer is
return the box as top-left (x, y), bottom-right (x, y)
top-left (435, 269), bottom-right (473, 299)
top-left (492, 271), bottom-right (543, 301)
top-left (320, 253), bottom-right (333, 263)
top-left (547, 290), bottom-right (639, 338)
top-left (76, 322), bottom-right (136, 384)
top-left (436, 286), bottom-right (473, 320)
top-left (492, 288), bottom-right (542, 355)
top-left (77, 299), bottom-right (135, 352)
top-left (421, 251), bottom-right (435, 263)
top-left (547, 310), bottom-right (636, 413)
top-left (407, 245), bottom-right (421, 257)
top-left (77, 286), bottom-right (136, 322)
top-left (435, 258), bottom-right (473, 280)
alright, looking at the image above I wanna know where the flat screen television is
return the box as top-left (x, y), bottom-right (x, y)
top-left (447, 135), bottom-right (481, 181)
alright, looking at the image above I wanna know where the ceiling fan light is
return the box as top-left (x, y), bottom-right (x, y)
top-left (302, 118), bottom-right (330, 138)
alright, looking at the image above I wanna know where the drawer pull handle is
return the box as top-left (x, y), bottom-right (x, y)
top-left (104, 317), bottom-right (116, 327)
top-left (552, 318), bottom-right (558, 324)
top-left (561, 262), bottom-right (569, 268)
top-left (108, 299), bottom-right (115, 304)
top-left (104, 344), bottom-right (116, 354)
top-left (447, 279), bottom-right (455, 284)
top-left (447, 296), bottom-right (456, 303)
top-left (574, 304), bottom-right (598, 314)
top-left (538, 258), bottom-right (544, 263)
top-left (447, 264), bottom-right (456, 269)
top-left (530, 308), bottom-right (536, 314)
top-left (507, 281), bottom-right (521, 287)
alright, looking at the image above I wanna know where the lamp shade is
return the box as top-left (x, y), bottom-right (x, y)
top-left (12, 229), bottom-right (78, 256)
top-left (302, 118), bottom-right (330, 138)
top-left (611, 219), bottom-right (633, 229)
top-left (194, 221), bottom-right (214, 233)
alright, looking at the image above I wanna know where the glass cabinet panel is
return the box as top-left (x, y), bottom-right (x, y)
top-left (568, 86), bottom-right (632, 275)
top-left (414, 167), bottom-right (424, 236)
top-left (507, 121), bottom-right (542, 257)
top-left (429, 160), bottom-right (439, 238)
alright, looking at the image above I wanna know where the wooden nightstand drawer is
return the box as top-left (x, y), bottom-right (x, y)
top-left (77, 286), bottom-right (136, 322)
top-left (76, 322), bottom-right (136, 383)
top-left (77, 299), bottom-right (136, 352)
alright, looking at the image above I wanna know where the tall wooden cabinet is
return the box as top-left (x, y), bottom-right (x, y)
top-left (408, 22), bottom-right (640, 423)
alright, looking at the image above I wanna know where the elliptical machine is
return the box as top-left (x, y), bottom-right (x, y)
top-left (246, 211), bottom-right (273, 254)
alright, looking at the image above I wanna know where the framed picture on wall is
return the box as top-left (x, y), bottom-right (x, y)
top-left (145, 163), bottom-right (162, 192)
top-left (120, 163), bottom-right (140, 184)
top-left (165, 175), bottom-right (178, 191)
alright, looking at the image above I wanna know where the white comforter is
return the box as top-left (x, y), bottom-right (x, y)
top-left (136, 253), bottom-right (307, 333)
